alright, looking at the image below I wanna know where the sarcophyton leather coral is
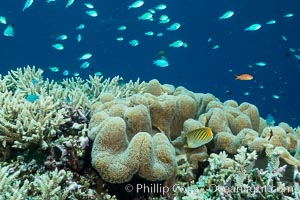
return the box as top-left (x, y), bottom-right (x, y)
top-left (198, 100), bottom-right (261, 135)
top-left (89, 82), bottom-right (201, 183)
top-left (91, 117), bottom-right (177, 183)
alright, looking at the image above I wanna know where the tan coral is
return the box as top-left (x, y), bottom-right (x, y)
top-left (89, 82), bottom-right (205, 183)
top-left (279, 122), bottom-right (295, 135)
top-left (185, 145), bottom-right (208, 170)
top-left (145, 79), bottom-right (164, 96)
top-left (124, 104), bottom-right (152, 140)
top-left (239, 102), bottom-right (260, 131)
top-left (198, 100), bottom-right (260, 135)
top-left (214, 129), bottom-right (260, 154)
top-left (276, 146), bottom-right (300, 166)
top-left (215, 125), bottom-right (292, 154)
top-left (261, 126), bottom-right (288, 149)
top-left (201, 107), bottom-right (231, 133)
top-left (214, 132), bottom-right (236, 154)
top-left (236, 128), bottom-right (259, 146)
top-left (140, 92), bottom-right (198, 139)
top-left (91, 117), bottom-right (177, 183)
top-left (248, 137), bottom-right (268, 152)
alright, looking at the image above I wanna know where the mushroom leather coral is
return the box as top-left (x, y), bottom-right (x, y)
top-left (91, 117), bottom-right (177, 183)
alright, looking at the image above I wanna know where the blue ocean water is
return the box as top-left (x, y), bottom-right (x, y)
top-left (0, 0), bottom-right (299, 127)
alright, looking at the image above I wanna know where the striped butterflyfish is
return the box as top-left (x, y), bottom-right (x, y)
top-left (184, 127), bottom-right (213, 148)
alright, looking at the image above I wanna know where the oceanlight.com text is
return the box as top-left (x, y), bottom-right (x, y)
top-left (209, 184), bottom-right (293, 195)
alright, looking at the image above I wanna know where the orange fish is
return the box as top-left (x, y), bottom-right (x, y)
top-left (235, 74), bottom-right (253, 80)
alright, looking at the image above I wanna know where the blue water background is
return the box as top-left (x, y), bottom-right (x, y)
top-left (0, 0), bottom-right (299, 127)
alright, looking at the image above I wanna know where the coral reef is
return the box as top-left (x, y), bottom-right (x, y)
top-left (0, 66), bottom-right (146, 199)
top-left (1, 66), bottom-right (300, 200)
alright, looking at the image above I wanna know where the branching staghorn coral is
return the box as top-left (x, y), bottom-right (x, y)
top-left (175, 146), bottom-right (294, 200)
top-left (31, 168), bottom-right (70, 199)
top-left (0, 66), bottom-right (147, 152)
top-left (0, 164), bottom-right (22, 194)
top-left (0, 90), bottom-right (69, 150)
top-left (0, 161), bottom-right (99, 200)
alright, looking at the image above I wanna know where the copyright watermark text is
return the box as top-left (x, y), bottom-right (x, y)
top-left (124, 183), bottom-right (293, 196)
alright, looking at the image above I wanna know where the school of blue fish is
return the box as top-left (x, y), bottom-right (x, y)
top-left (0, 0), bottom-right (298, 102)
top-left (1, 1), bottom-right (298, 72)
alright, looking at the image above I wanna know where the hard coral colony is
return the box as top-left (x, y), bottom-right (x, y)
top-left (0, 66), bottom-right (300, 200)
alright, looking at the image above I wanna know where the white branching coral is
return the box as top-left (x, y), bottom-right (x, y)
top-left (176, 146), bottom-right (294, 199)
top-left (0, 168), bottom-right (70, 200)
top-left (0, 161), bottom-right (98, 200)
top-left (0, 66), bottom-right (147, 151)
top-left (31, 168), bottom-right (70, 199)
top-left (0, 164), bottom-right (30, 200)
top-left (0, 90), bottom-right (69, 149)
top-left (234, 146), bottom-right (257, 166)
top-left (0, 165), bottom-right (21, 192)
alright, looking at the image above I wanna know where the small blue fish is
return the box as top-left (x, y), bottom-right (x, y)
top-left (76, 24), bottom-right (85, 30)
top-left (129, 39), bottom-right (139, 46)
top-left (66, 0), bottom-right (74, 8)
top-left (166, 23), bottom-right (181, 31)
top-left (62, 70), bottom-right (69, 76)
top-left (3, 25), bottom-right (14, 37)
top-left (138, 12), bottom-right (153, 21)
top-left (49, 66), bottom-right (59, 72)
top-left (283, 13), bottom-right (293, 18)
top-left (281, 35), bottom-right (287, 41)
top-left (76, 34), bottom-right (82, 42)
top-left (26, 94), bottom-right (39, 102)
top-left (94, 72), bottom-right (102, 76)
top-left (244, 24), bottom-right (261, 31)
top-left (169, 40), bottom-right (186, 48)
top-left (80, 61), bottom-right (90, 68)
top-left (212, 45), bottom-right (219, 49)
top-left (294, 54), bottom-right (300, 60)
top-left (117, 26), bottom-right (127, 31)
top-left (78, 53), bottom-right (92, 60)
top-left (65, 96), bottom-right (71, 103)
top-left (52, 43), bottom-right (64, 50)
top-left (0, 16), bottom-right (7, 24)
top-left (56, 34), bottom-right (68, 40)
top-left (219, 11), bottom-right (234, 20)
top-left (153, 59), bottom-right (169, 67)
top-left (266, 114), bottom-right (275, 126)
top-left (255, 62), bottom-right (266, 67)
top-left (144, 31), bottom-right (154, 36)
top-left (128, 0), bottom-right (144, 9)
top-left (266, 20), bottom-right (276, 25)
top-left (155, 4), bottom-right (166, 10)
top-left (117, 79), bottom-right (126, 87)
top-left (86, 10), bottom-right (98, 17)
top-left (23, 0), bottom-right (34, 12)
top-left (84, 3), bottom-right (94, 9)
top-left (116, 37), bottom-right (124, 41)
top-left (32, 78), bottom-right (38, 85)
